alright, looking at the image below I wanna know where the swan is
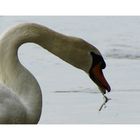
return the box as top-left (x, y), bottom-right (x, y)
top-left (0, 23), bottom-right (111, 124)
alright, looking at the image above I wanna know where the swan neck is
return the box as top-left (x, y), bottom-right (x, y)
top-left (0, 24), bottom-right (49, 123)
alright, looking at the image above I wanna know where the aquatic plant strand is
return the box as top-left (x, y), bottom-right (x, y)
top-left (99, 95), bottom-right (110, 111)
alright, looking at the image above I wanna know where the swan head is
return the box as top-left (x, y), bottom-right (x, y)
top-left (70, 41), bottom-right (111, 94)
top-left (88, 51), bottom-right (111, 94)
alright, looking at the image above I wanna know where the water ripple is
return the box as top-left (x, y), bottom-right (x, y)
top-left (106, 48), bottom-right (140, 59)
top-left (53, 89), bottom-right (99, 94)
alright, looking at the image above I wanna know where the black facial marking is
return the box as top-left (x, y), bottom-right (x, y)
top-left (90, 52), bottom-right (106, 69)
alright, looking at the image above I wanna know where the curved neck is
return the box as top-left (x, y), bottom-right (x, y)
top-left (0, 23), bottom-right (74, 123)
top-left (0, 23), bottom-right (90, 123)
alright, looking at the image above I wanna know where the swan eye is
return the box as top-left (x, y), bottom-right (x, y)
top-left (90, 52), bottom-right (106, 69)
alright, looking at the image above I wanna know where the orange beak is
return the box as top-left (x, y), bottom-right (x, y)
top-left (89, 64), bottom-right (111, 93)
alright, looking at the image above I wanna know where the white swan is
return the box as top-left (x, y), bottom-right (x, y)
top-left (0, 23), bottom-right (111, 124)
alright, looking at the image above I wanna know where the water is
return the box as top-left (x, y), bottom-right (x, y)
top-left (0, 16), bottom-right (140, 123)
top-left (0, 16), bottom-right (140, 59)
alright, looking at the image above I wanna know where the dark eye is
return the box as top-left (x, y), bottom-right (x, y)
top-left (90, 52), bottom-right (106, 69)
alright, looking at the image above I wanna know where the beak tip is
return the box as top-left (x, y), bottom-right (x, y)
top-left (107, 86), bottom-right (111, 92)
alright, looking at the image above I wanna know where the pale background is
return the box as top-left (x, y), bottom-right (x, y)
top-left (0, 16), bottom-right (139, 124)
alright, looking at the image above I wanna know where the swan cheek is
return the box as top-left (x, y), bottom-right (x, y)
top-left (89, 64), bottom-right (111, 94)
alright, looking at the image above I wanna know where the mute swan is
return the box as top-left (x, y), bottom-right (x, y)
top-left (0, 23), bottom-right (111, 124)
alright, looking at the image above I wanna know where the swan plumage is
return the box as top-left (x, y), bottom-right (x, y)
top-left (0, 23), bottom-right (110, 124)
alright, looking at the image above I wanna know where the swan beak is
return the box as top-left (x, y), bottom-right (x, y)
top-left (89, 64), bottom-right (111, 94)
